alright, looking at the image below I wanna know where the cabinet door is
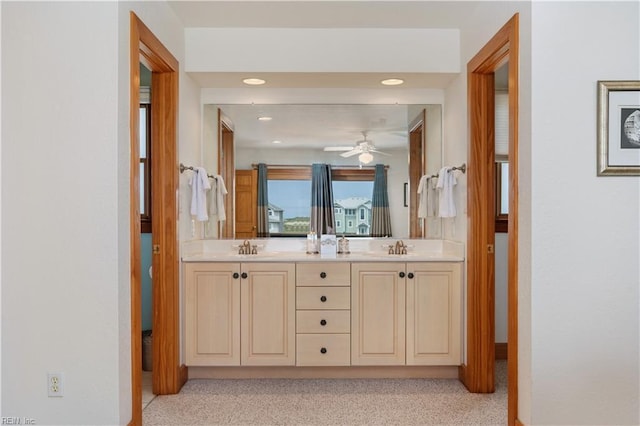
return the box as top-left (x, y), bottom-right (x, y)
top-left (184, 262), bottom-right (241, 366)
top-left (241, 262), bottom-right (296, 365)
top-left (351, 263), bottom-right (406, 365)
top-left (406, 262), bottom-right (462, 365)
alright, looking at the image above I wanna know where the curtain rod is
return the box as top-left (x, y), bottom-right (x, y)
top-left (252, 164), bottom-right (389, 170)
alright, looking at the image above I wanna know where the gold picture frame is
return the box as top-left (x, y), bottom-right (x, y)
top-left (597, 80), bottom-right (640, 176)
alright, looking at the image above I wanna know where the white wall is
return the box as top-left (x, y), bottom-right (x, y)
top-left (1, 1), bottom-right (200, 424)
top-left (495, 233), bottom-right (508, 343)
top-left (529, 2), bottom-right (639, 424)
top-left (2, 3), bottom-right (122, 423)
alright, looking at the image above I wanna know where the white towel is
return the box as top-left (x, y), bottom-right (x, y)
top-left (189, 167), bottom-right (211, 221)
top-left (210, 174), bottom-right (228, 222)
top-left (436, 166), bottom-right (457, 218)
top-left (417, 175), bottom-right (429, 218)
top-left (429, 177), bottom-right (439, 217)
top-left (417, 175), bottom-right (439, 218)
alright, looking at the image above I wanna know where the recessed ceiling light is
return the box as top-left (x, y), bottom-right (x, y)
top-left (381, 78), bottom-right (404, 86)
top-left (272, 140), bottom-right (282, 144)
top-left (257, 116), bottom-right (272, 121)
top-left (243, 78), bottom-right (266, 85)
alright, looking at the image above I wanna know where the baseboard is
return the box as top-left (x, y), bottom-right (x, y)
top-left (189, 365), bottom-right (459, 380)
top-left (179, 364), bottom-right (188, 388)
top-left (458, 363), bottom-right (468, 387)
top-left (495, 342), bottom-right (508, 360)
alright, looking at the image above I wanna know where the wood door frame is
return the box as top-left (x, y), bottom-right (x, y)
top-left (130, 12), bottom-right (186, 426)
top-left (408, 110), bottom-right (426, 238)
top-left (463, 13), bottom-right (519, 426)
top-left (218, 110), bottom-right (235, 238)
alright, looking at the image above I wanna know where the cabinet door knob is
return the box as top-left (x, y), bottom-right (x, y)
top-left (320, 296), bottom-right (327, 302)
top-left (233, 272), bottom-right (239, 279)
top-left (320, 347), bottom-right (327, 354)
top-left (241, 272), bottom-right (248, 279)
top-left (407, 272), bottom-right (414, 279)
top-left (399, 272), bottom-right (405, 278)
top-left (320, 319), bottom-right (327, 326)
top-left (320, 272), bottom-right (327, 278)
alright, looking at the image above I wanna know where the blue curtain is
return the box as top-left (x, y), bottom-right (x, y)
top-left (310, 163), bottom-right (336, 234)
top-left (371, 164), bottom-right (392, 237)
top-left (257, 163), bottom-right (269, 237)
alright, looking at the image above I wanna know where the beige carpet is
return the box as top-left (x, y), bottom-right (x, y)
top-left (143, 361), bottom-right (506, 425)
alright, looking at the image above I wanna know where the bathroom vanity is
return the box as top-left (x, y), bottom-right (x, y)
top-left (182, 239), bottom-right (463, 379)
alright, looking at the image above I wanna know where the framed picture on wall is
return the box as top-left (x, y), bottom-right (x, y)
top-left (597, 80), bottom-right (640, 176)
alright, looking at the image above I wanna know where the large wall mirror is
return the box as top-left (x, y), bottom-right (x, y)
top-left (202, 104), bottom-right (443, 240)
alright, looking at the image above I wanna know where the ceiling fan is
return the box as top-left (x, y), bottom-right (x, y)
top-left (323, 132), bottom-right (391, 164)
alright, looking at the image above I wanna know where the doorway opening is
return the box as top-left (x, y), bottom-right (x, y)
top-left (464, 13), bottom-right (519, 426)
top-left (130, 12), bottom-right (185, 426)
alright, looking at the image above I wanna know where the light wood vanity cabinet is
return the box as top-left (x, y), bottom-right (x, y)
top-left (295, 263), bottom-right (351, 366)
top-left (351, 262), bottom-right (462, 366)
top-left (185, 260), bottom-right (461, 369)
top-left (184, 262), bottom-right (241, 366)
top-left (351, 263), bottom-right (406, 365)
top-left (405, 262), bottom-right (462, 365)
top-left (241, 262), bottom-right (296, 366)
top-left (185, 262), bottom-right (295, 366)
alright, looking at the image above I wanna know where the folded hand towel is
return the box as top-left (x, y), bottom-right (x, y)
top-left (436, 166), bottom-right (457, 218)
top-left (189, 167), bottom-right (211, 221)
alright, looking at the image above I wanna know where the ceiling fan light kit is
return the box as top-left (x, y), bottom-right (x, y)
top-left (358, 152), bottom-right (374, 164)
top-left (324, 131), bottom-right (391, 164)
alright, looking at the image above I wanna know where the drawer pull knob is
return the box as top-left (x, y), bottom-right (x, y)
top-left (407, 272), bottom-right (414, 279)
top-left (320, 272), bottom-right (327, 278)
top-left (233, 272), bottom-right (239, 279)
top-left (320, 296), bottom-right (327, 302)
top-left (241, 272), bottom-right (248, 279)
top-left (320, 319), bottom-right (327, 326)
top-left (320, 347), bottom-right (327, 354)
top-left (399, 272), bottom-right (405, 278)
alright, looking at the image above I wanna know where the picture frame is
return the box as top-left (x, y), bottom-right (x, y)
top-left (597, 80), bottom-right (640, 176)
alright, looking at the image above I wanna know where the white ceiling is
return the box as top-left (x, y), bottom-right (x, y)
top-left (168, 1), bottom-right (495, 151)
top-left (217, 103), bottom-right (433, 150)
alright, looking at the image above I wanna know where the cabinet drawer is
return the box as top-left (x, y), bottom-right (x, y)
top-left (297, 263), bottom-right (350, 287)
top-left (296, 310), bottom-right (350, 334)
top-left (296, 287), bottom-right (350, 310)
top-left (296, 334), bottom-right (351, 366)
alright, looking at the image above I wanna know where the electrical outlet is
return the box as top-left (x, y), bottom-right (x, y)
top-left (48, 373), bottom-right (64, 397)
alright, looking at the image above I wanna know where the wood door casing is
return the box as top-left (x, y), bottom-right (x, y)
top-left (235, 169), bottom-right (257, 238)
top-left (409, 110), bottom-right (426, 238)
top-left (219, 110), bottom-right (235, 238)
top-left (466, 14), bottom-right (520, 426)
top-left (130, 12), bottom-right (184, 426)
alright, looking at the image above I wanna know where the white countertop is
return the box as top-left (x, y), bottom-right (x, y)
top-left (181, 238), bottom-right (464, 262)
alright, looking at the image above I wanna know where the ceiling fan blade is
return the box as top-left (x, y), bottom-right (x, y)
top-left (340, 149), bottom-right (361, 157)
top-left (370, 149), bottom-right (392, 156)
top-left (323, 146), bottom-right (354, 152)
